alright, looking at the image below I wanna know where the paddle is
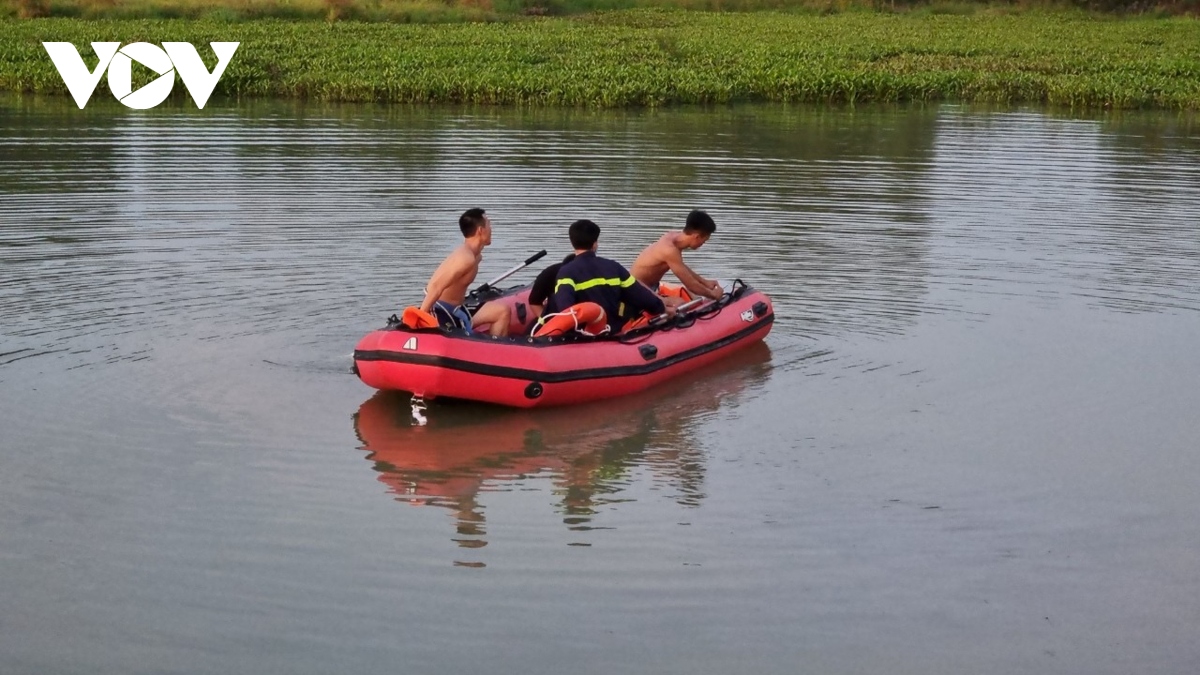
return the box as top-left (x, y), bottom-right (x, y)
top-left (468, 249), bottom-right (547, 299)
top-left (649, 297), bottom-right (708, 328)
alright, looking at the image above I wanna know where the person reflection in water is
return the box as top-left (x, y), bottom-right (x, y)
top-left (351, 341), bottom-right (772, 564)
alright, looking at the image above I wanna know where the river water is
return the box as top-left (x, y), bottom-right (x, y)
top-left (2, 95), bottom-right (1198, 674)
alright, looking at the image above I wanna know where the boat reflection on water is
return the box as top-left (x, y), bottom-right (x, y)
top-left (352, 341), bottom-right (773, 554)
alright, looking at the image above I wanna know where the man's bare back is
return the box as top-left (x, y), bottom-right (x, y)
top-left (630, 232), bottom-right (680, 289)
top-left (420, 245), bottom-right (480, 309)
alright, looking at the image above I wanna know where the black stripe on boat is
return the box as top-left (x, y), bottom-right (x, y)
top-left (355, 314), bottom-right (773, 384)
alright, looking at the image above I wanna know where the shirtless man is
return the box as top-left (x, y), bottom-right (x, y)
top-left (630, 210), bottom-right (723, 305)
top-left (417, 208), bottom-right (512, 337)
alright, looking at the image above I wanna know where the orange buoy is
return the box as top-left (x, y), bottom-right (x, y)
top-left (533, 302), bottom-right (608, 337)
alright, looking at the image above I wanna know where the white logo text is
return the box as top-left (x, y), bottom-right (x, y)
top-left (42, 41), bottom-right (239, 110)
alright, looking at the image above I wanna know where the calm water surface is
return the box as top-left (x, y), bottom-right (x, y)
top-left (2, 95), bottom-right (1199, 675)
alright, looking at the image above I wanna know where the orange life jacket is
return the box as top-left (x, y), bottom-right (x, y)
top-left (658, 283), bottom-right (693, 302)
top-left (400, 307), bottom-right (439, 329)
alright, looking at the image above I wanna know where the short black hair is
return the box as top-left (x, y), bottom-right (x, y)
top-left (459, 208), bottom-right (487, 237)
top-left (684, 210), bottom-right (716, 236)
top-left (569, 219), bottom-right (601, 250)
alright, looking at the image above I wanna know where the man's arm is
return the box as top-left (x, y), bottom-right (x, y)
top-left (620, 272), bottom-right (666, 316)
top-left (665, 249), bottom-right (722, 300)
top-left (550, 275), bottom-right (576, 315)
top-left (528, 264), bottom-right (559, 307)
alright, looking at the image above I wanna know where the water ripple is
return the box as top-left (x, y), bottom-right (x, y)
top-left (2, 99), bottom-right (1199, 373)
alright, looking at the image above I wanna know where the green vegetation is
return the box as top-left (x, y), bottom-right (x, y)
top-left (2, 0), bottom-right (494, 22)
top-left (2, 11), bottom-right (1198, 108)
top-left (4, 0), bottom-right (1199, 21)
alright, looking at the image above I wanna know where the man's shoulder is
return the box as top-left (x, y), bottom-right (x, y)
top-left (538, 262), bottom-right (564, 281)
top-left (596, 255), bottom-right (631, 275)
top-left (642, 233), bottom-right (672, 253)
top-left (659, 241), bottom-right (685, 263)
top-left (450, 245), bottom-right (482, 266)
top-left (442, 244), bottom-right (470, 261)
top-left (558, 254), bottom-right (621, 273)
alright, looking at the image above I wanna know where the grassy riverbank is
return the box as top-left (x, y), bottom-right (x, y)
top-left (5, 0), bottom-right (1199, 21)
top-left (3, 11), bottom-right (1199, 108)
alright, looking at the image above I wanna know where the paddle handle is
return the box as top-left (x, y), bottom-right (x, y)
top-left (674, 297), bottom-right (707, 314)
top-left (474, 249), bottom-right (547, 294)
top-left (650, 297), bottom-right (706, 325)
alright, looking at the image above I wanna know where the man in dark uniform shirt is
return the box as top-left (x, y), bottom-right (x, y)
top-left (527, 253), bottom-right (575, 319)
top-left (545, 220), bottom-right (671, 334)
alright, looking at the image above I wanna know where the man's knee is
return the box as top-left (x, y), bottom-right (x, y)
top-left (490, 305), bottom-right (511, 336)
top-left (483, 302), bottom-right (510, 320)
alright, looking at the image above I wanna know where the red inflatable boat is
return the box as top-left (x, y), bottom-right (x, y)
top-left (353, 280), bottom-right (774, 408)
